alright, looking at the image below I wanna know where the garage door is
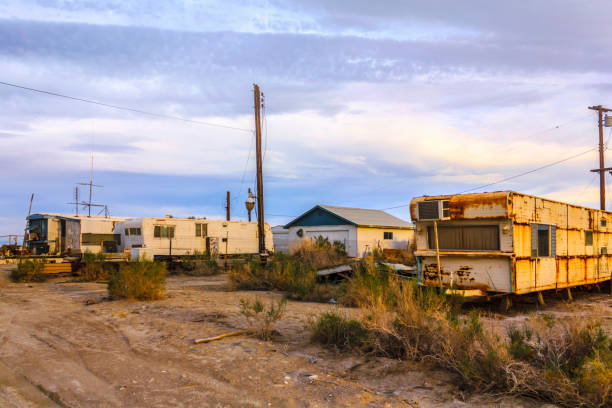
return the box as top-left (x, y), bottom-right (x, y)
top-left (306, 230), bottom-right (349, 245)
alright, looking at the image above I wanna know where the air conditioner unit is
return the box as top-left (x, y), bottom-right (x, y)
top-left (416, 200), bottom-right (450, 221)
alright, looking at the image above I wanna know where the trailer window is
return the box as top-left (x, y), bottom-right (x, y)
top-left (531, 224), bottom-right (556, 258)
top-left (427, 225), bottom-right (499, 251)
top-left (586, 230), bottom-right (593, 246)
top-left (129, 228), bottom-right (141, 236)
top-left (384, 231), bottom-right (393, 240)
top-left (195, 223), bottom-right (208, 237)
top-left (154, 226), bottom-right (174, 238)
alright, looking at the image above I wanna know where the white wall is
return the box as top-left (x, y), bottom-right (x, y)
top-left (272, 226), bottom-right (289, 253)
top-left (287, 225), bottom-right (358, 257)
top-left (120, 218), bottom-right (273, 260)
top-left (356, 227), bottom-right (414, 257)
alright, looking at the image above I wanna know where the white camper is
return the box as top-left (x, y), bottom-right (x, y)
top-left (117, 216), bottom-right (273, 260)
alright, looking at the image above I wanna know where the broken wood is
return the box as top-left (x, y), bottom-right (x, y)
top-left (194, 330), bottom-right (249, 344)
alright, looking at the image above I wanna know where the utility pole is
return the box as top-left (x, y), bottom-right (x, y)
top-left (253, 84), bottom-right (266, 256)
top-left (589, 105), bottom-right (612, 210)
top-left (225, 191), bottom-right (231, 221)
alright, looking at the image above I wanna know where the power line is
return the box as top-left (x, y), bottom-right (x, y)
top-left (363, 115), bottom-right (592, 197)
top-left (0, 80), bottom-right (253, 133)
top-left (381, 146), bottom-right (597, 210)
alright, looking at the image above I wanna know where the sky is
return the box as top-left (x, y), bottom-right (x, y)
top-left (1, 0), bottom-right (612, 243)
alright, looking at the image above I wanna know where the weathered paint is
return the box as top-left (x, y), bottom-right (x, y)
top-left (411, 191), bottom-right (612, 295)
top-left (119, 217), bottom-right (274, 261)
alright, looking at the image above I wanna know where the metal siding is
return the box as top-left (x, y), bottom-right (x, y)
top-left (413, 191), bottom-right (612, 294)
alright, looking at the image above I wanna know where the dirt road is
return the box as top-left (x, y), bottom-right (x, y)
top-left (1, 264), bottom-right (600, 407)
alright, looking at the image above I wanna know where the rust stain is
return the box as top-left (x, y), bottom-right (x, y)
top-left (449, 193), bottom-right (508, 220)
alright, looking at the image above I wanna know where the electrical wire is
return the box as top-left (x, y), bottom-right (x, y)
top-left (363, 115), bottom-right (592, 197)
top-left (380, 146), bottom-right (597, 210)
top-left (0, 80), bottom-right (253, 133)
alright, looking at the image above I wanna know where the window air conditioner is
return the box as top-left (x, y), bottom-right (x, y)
top-left (416, 200), bottom-right (450, 221)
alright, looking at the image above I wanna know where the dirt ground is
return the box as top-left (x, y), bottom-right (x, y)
top-left (1, 264), bottom-right (610, 408)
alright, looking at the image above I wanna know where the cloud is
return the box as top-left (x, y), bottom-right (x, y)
top-left (0, 2), bottom-right (611, 234)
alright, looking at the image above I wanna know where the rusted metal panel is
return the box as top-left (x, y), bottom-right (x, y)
top-left (420, 256), bottom-right (511, 292)
top-left (535, 258), bottom-right (556, 289)
top-left (413, 191), bottom-right (612, 295)
top-left (513, 224), bottom-right (531, 258)
top-left (410, 192), bottom-right (509, 221)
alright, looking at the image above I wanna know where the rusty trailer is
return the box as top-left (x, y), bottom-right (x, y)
top-left (410, 191), bottom-right (612, 295)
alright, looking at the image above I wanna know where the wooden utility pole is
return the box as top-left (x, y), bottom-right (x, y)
top-left (589, 105), bottom-right (612, 210)
top-left (226, 191), bottom-right (231, 221)
top-left (253, 84), bottom-right (266, 255)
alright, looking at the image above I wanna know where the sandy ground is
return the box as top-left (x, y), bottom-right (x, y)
top-left (0, 264), bottom-right (610, 408)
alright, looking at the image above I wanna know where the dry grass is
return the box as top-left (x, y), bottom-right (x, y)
top-left (239, 297), bottom-right (287, 340)
top-left (311, 265), bottom-right (612, 407)
top-left (78, 252), bottom-right (114, 281)
top-left (227, 250), bottom-right (344, 302)
top-left (178, 251), bottom-right (219, 276)
top-left (10, 259), bottom-right (47, 282)
top-left (107, 260), bottom-right (166, 301)
top-left (289, 239), bottom-right (347, 269)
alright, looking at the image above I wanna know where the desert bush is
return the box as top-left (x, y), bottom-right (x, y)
top-left (107, 260), bottom-right (166, 301)
top-left (228, 254), bottom-right (343, 302)
top-left (10, 259), bottom-right (47, 282)
top-left (239, 296), bottom-right (287, 340)
top-left (312, 269), bottom-right (612, 407)
top-left (290, 239), bottom-right (347, 269)
top-left (78, 251), bottom-right (113, 281)
top-left (180, 251), bottom-right (219, 276)
top-left (310, 310), bottom-right (369, 350)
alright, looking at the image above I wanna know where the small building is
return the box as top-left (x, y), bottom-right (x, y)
top-left (271, 225), bottom-right (290, 253)
top-left (284, 205), bottom-right (414, 258)
top-left (26, 213), bottom-right (128, 255)
top-left (410, 191), bottom-right (612, 295)
top-left (117, 216), bottom-right (273, 261)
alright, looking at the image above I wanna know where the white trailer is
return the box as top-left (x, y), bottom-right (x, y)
top-left (117, 216), bottom-right (274, 261)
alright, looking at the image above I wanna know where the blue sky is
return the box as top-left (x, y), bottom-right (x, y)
top-left (1, 0), bottom-right (612, 243)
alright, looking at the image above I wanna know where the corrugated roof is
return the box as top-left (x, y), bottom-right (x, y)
top-left (318, 205), bottom-right (412, 228)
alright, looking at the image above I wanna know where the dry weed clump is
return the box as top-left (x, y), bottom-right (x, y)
top-left (78, 251), bottom-right (113, 281)
top-left (239, 297), bottom-right (287, 340)
top-left (311, 268), bottom-right (612, 407)
top-left (10, 259), bottom-right (47, 282)
top-left (107, 260), bottom-right (166, 301)
top-left (310, 310), bottom-right (369, 351)
top-left (290, 238), bottom-right (347, 269)
top-left (178, 251), bottom-right (219, 276)
top-left (228, 253), bottom-right (342, 302)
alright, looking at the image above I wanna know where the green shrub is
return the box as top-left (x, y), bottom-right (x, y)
top-left (79, 251), bottom-right (111, 281)
top-left (180, 252), bottom-right (219, 276)
top-left (228, 254), bottom-right (343, 302)
top-left (107, 260), bottom-right (166, 301)
top-left (11, 259), bottom-right (47, 282)
top-left (311, 267), bottom-right (612, 407)
top-left (310, 310), bottom-right (369, 350)
top-left (239, 297), bottom-right (287, 340)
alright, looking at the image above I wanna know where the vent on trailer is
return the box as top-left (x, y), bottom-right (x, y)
top-left (417, 200), bottom-right (450, 221)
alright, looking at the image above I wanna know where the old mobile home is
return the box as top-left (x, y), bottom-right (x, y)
top-left (118, 216), bottom-right (273, 260)
top-left (26, 213), bottom-right (127, 255)
top-left (410, 191), bottom-right (612, 295)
